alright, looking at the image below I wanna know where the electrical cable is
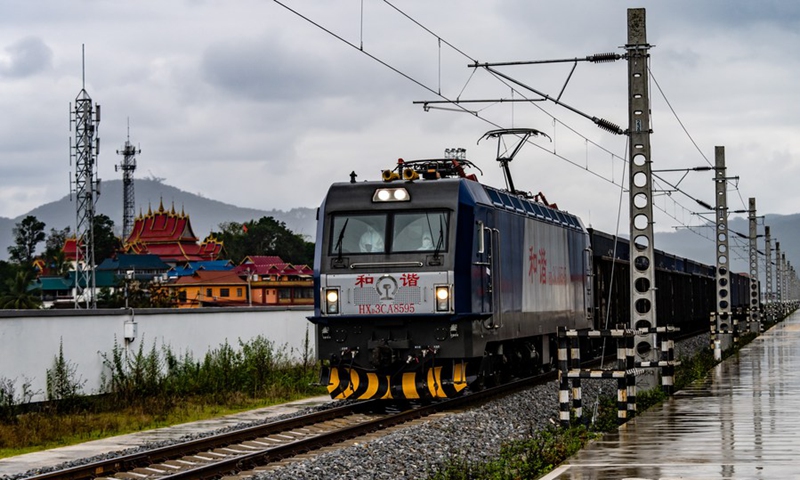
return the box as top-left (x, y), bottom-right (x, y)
top-left (275, 1), bottom-right (748, 241)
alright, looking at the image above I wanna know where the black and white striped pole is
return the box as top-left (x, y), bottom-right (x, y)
top-left (558, 328), bottom-right (570, 427)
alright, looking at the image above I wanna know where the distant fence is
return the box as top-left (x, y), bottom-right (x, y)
top-left (0, 306), bottom-right (313, 402)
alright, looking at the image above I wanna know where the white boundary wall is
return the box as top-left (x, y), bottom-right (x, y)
top-left (0, 307), bottom-right (313, 402)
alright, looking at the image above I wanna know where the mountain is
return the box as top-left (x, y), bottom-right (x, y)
top-left (0, 178), bottom-right (317, 257)
top-left (653, 213), bottom-right (800, 278)
top-left (3, 180), bottom-right (798, 278)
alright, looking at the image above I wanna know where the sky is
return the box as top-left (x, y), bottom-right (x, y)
top-left (1, 0), bottom-right (799, 242)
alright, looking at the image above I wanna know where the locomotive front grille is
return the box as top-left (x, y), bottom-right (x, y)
top-left (353, 286), bottom-right (422, 305)
top-left (394, 286), bottom-right (421, 304)
top-left (354, 288), bottom-right (381, 305)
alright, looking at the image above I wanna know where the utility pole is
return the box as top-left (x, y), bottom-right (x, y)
top-left (747, 198), bottom-right (760, 334)
top-left (764, 226), bottom-right (773, 322)
top-left (776, 242), bottom-right (782, 314)
top-left (713, 147), bottom-right (733, 355)
top-left (626, 8), bottom-right (659, 390)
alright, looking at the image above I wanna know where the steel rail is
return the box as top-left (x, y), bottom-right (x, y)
top-left (158, 373), bottom-right (558, 479)
top-left (23, 400), bottom-right (382, 480)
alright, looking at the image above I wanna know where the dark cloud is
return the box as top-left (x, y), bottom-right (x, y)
top-left (199, 31), bottom-right (415, 107)
top-left (200, 37), bottom-right (329, 102)
top-left (682, 1), bottom-right (800, 29)
top-left (0, 36), bottom-right (52, 78)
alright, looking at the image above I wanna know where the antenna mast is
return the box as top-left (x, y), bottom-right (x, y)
top-left (116, 119), bottom-right (140, 241)
top-left (69, 45), bottom-right (101, 309)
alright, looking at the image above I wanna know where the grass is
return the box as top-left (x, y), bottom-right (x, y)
top-left (428, 425), bottom-right (596, 480)
top-left (0, 331), bottom-right (326, 458)
top-left (0, 391), bottom-right (325, 459)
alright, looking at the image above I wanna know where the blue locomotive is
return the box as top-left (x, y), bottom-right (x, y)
top-left (308, 129), bottom-right (750, 401)
top-left (309, 130), bottom-right (595, 400)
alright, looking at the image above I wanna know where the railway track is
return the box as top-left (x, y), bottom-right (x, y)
top-left (25, 372), bottom-right (555, 480)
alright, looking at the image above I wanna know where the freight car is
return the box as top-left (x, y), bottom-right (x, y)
top-left (589, 229), bottom-right (749, 337)
top-left (308, 131), bottom-right (748, 401)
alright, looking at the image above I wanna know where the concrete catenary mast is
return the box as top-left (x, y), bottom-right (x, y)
top-left (714, 147), bottom-right (733, 352)
top-left (747, 197), bottom-right (760, 333)
top-left (626, 8), bottom-right (660, 388)
top-left (69, 46), bottom-right (101, 309)
top-left (116, 120), bottom-right (140, 241)
top-left (764, 226), bottom-right (773, 320)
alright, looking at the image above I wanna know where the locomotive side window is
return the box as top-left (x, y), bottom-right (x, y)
top-left (330, 214), bottom-right (387, 254)
top-left (391, 211), bottom-right (449, 253)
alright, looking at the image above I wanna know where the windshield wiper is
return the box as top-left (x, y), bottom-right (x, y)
top-left (433, 216), bottom-right (445, 258)
top-left (335, 218), bottom-right (349, 261)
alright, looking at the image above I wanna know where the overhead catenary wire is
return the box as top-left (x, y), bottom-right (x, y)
top-left (648, 68), bottom-right (750, 212)
top-left (273, 1), bottom-right (749, 241)
top-left (272, 0), bottom-right (632, 187)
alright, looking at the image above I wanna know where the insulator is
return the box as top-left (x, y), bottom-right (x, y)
top-left (595, 118), bottom-right (624, 135)
top-left (589, 52), bottom-right (620, 63)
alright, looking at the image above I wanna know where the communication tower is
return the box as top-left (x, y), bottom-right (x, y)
top-left (116, 120), bottom-right (139, 241)
top-left (69, 46), bottom-right (101, 309)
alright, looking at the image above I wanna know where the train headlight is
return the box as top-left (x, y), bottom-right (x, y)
top-left (325, 288), bottom-right (340, 315)
top-left (435, 285), bottom-right (451, 312)
top-left (373, 187), bottom-right (410, 203)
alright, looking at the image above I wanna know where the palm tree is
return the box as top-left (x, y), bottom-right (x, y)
top-left (0, 270), bottom-right (42, 309)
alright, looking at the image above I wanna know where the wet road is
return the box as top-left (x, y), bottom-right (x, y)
top-left (544, 312), bottom-right (800, 480)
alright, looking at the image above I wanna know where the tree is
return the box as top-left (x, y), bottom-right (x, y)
top-left (93, 214), bottom-right (122, 263)
top-left (0, 261), bottom-right (19, 297)
top-left (211, 216), bottom-right (314, 265)
top-left (8, 215), bottom-right (46, 265)
top-left (0, 269), bottom-right (41, 309)
top-left (44, 227), bottom-right (71, 276)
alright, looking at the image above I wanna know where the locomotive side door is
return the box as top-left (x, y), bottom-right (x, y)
top-left (473, 210), bottom-right (493, 315)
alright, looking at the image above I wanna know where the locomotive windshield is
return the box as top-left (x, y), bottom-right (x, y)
top-left (329, 211), bottom-right (449, 255)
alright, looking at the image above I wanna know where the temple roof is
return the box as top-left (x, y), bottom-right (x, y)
top-left (123, 200), bottom-right (223, 263)
top-left (126, 200), bottom-right (197, 244)
top-left (63, 237), bottom-right (79, 261)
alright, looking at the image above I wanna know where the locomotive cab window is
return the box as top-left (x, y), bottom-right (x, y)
top-left (330, 214), bottom-right (387, 254)
top-left (328, 210), bottom-right (449, 255)
top-left (391, 211), bottom-right (449, 253)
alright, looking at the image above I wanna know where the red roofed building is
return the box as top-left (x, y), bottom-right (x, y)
top-left (63, 237), bottom-right (79, 263)
top-left (235, 256), bottom-right (313, 306)
top-left (123, 201), bottom-right (223, 266)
